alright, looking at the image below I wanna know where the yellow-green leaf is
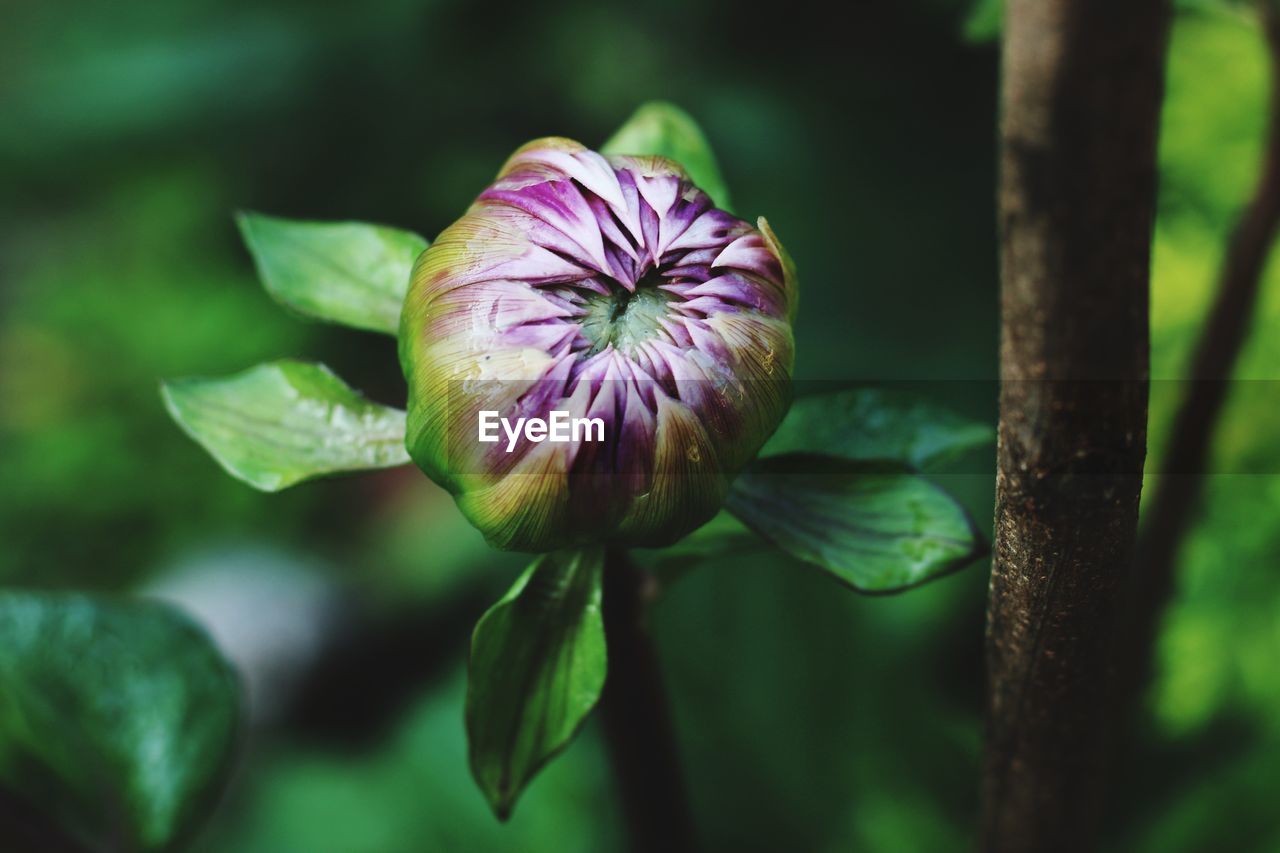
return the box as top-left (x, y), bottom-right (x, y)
top-left (237, 212), bottom-right (427, 335)
top-left (161, 360), bottom-right (410, 491)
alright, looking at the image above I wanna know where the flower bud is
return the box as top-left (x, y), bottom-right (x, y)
top-left (400, 138), bottom-right (796, 551)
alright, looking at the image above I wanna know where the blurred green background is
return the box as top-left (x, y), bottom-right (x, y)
top-left (2, 0), bottom-right (1277, 850)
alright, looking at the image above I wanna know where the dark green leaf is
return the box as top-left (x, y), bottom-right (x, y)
top-left (0, 592), bottom-right (239, 851)
top-left (636, 511), bottom-right (761, 586)
top-left (161, 359), bottom-right (410, 491)
top-left (962, 0), bottom-right (1002, 43)
top-left (466, 548), bottom-right (606, 820)
top-left (726, 454), bottom-right (983, 593)
top-left (236, 212), bottom-right (427, 335)
top-left (761, 388), bottom-right (993, 470)
top-left (601, 101), bottom-right (733, 211)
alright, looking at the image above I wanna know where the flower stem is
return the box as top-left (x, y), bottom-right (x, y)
top-left (600, 549), bottom-right (698, 853)
top-left (0, 787), bottom-right (94, 853)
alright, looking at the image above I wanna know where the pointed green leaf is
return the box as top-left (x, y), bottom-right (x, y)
top-left (466, 548), bottom-right (606, 820)
top-left (726, 454), bottom-right (983, 593)
top-left (0, 592), bottom-right (239, 851)
top-left (236, 212), bottom-right (428, 335)
top-left (161, 359), bottom-right (410, 491)
top-left (601, 101), bottom-right (733, 211)
top-left (761, 388), bottom-right (994, 470)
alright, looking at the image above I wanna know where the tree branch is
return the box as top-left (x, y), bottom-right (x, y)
top-left (1123, 0), bottom-right (1280, 705)
top-left (599, 550), bottom-right (698, 853)
top-left (982, 1), bottom-right (1170, 851)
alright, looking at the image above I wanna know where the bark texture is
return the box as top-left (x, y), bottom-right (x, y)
top-left (982, 1), bottom-right (1170, 851)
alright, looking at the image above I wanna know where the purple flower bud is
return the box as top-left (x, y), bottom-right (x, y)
top-left (400, 138), bottom-right (796, 551)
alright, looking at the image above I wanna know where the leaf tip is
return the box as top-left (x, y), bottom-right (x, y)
top-left (158, 376), bottom-right (188, 421)
top-left (232, 208), bottom-right (261, 241)
top-left (490, 789), bottom-right (516, 822)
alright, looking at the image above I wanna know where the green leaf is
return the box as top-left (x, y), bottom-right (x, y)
top-left (161, 359), bottom-right (410, 492)
top-left (601, 101), bottom-right (733, 211)
top-left (636, 511), bottom-right (761, 586)
top-left (962, 0), bottom-right (1002, 43)
top-left (466, 548), bottom-right (606, 820)
top-left (761, 388), bottom-right (994, 470)
top-left (0, 592), bottom-right (239, 851)
top-left (236, 212), bottom-right (428, 335)
top-left (726, 454), bottom-right (983, 593)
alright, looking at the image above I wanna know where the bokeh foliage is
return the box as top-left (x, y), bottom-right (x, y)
top-left (1, 0), bottom-right (1277, 851)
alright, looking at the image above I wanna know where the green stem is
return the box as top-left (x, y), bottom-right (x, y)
top-left (599, 549), bottom-right (698, 853)
top-left (0, 786), bottom-right (94, 853)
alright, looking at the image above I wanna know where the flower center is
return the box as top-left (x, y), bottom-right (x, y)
top-left (578, 271), bottom-right (674, 356)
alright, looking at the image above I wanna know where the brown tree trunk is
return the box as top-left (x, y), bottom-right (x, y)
top-left (982, 2), bottom-right (1170, 851)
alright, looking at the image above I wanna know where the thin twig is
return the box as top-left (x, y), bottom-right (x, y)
top-left (1123, 0), bottom-right (1280, 706)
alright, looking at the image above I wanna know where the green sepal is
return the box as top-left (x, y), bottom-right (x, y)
top-left (602, 102), bottom-right (733, 211)
top-left (465, 547), bottom-right (607, 819)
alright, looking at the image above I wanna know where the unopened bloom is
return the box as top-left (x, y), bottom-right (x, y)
top-left (400, 137), bottom-right (796, 551)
